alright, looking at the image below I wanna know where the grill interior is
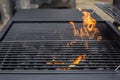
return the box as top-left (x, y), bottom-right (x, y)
top-left (0, 22), bottom-right (120, 71)
top-left (3, 22), bottom-right (119, 41)
top-left (0, 40), bottom-right (120, 70)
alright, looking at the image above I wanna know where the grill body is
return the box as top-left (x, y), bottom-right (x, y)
top-left (0, 9), bottom-right (120, 80)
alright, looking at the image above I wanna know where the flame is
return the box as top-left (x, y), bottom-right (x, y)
top-left (67, 54), bottom-right (86, 70)
top-left (82, 11), bottom-right (97, 32)
top-left (57, 54), bottom-right (86, 70)
top-left (83, 26), bottom-right (89, 37)
top-left (72, 54), bottom-right (86, 65)
top-left (68, 8), bottom-right (103, 49)
top-left (97, 36), bottom-right (102, 41)
top-left (69, 11), bottom-right (100, 40)
top-left (79, 28), bottom-right (85, 38)
top-left (57, 8), bottom-right (103, 70)
top-left (69, 21), bottom-right (79, 36)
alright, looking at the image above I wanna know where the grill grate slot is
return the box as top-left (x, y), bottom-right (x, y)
top-left (0, 40), bottom-right (120, 71)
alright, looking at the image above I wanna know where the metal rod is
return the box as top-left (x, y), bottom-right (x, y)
top-left (114, 65), bottom-right (120, 71)
top-left (91, 8), bottom-right (98, 16)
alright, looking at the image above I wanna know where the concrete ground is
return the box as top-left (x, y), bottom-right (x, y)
top-left (0, 0), bottom-right (10, 31)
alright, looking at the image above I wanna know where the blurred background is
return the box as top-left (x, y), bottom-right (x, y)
top-left (0, 0), bottom-right (114, 31)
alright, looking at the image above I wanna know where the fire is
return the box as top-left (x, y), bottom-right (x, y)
top-left (80, 10), bottom-right (98, 39)
top-left (82, 11), bottom-right (100, 40)
top-left (56, 8), bottom-right (103, 70)
top-left (68, 54), bottom-right (86, 70)
top-left (73, 54), bottom-right (86, 65)
top-left (83, 26), bottom-right (89, 37)
top-left (80, 28), bottom-right (85, 38)
top-left (69, 8), bottom-right (103, 40)
top-left (66, 8), bottom-right (102, 49)
top-left (68, 8), bottom-right (103, 49)
top-left (82, 11), bottom-right (97, 32)
top-left (57, 54), bottom-right (86, 70)
top-left (69, 21), bottom-right (79, 36)
top-left (97, 36), bottom-right (103, 41)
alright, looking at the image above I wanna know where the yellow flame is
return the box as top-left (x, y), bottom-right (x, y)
top-left (73, 54), bottom-right (86, 65)
top-left (62, 8), bottom-right (103, 70)
top-left (69, 21), bottom-right (79, 36)
top-left (82, 11), bottom-right (97, 32)
top-left (57, 54), bottom-right (86, 70)
top-left (69, 10), bottom-right (99, 40)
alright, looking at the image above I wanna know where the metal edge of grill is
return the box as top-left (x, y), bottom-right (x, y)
top-left (0, 19), bottom-right (119, 72)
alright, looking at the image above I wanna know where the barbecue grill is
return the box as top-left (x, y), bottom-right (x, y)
top-left (0, 9), bottom-right (120, 80)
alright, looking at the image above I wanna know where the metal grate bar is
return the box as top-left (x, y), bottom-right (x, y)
top-left (0, 40), bottom-right (120, 71)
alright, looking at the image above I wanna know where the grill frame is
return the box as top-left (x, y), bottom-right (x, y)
top-left (0, 21), bottom-right (120, 72)
top-left (0, 9), bottom-right (120, 74)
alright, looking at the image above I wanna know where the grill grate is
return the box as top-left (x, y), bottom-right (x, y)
top-left (0, 40), bottom-right (120, 71)
top-left (95, 2), bottom-right (120, 24)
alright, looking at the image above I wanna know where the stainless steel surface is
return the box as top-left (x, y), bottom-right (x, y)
top-left (95, 2), bottom-right (120, 24)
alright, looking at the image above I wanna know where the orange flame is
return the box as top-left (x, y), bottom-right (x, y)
top-left (69, 21), bottom-right (79, 36)
top-left (69, 10), bottom-right (100, 40)
top-left (79, 28), bottom-right (85, 38)
top-left (82, 11), bottom-right (97, 32)
top-left (58, 54), bottom-right (86, 70)
top-left (67, 54), bottom-right (86, 70)
top-left (97, 35), bottom-right (103, 41)
top-left (69, 8), bottom-right (103, 42)
top-left (68, 9), bottom-right (103, 55)
top-left (83, 26), bottom-right (89, 37)
top-left (73, 54), bottom-right (86, 65)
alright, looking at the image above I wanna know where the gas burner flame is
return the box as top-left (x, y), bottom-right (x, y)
top-left (69, 10), bottom-right (100, 39)
top-left (47, 8), bottom-right (103, 70)
top-left (67, 8), bottom-right (102, 48)
top-left (63, 8), bottom-right (103, 70)
top-left (72, 54), bottom-right (86, 65)
top-left (82, 11), bottom-right (97, 32)
top-left (56, 54), bottom-right (86, 70)
top-left (69, 22), bottom-right (79, 36)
